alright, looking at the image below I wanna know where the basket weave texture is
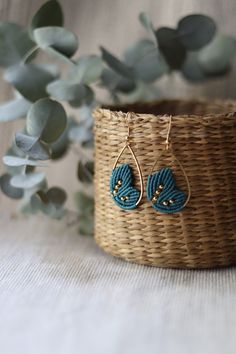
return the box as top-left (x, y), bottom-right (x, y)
top-left (93, 99), bottom-right (236, 268)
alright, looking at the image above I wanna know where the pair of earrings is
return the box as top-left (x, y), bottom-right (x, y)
top-left (110, 114), bottom-right (191, 214)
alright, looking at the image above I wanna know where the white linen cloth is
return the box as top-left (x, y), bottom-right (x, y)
top-left (0, 214), bottom-right (235, 354)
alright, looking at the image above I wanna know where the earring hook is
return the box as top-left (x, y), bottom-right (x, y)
top-left (125, 112), bottom-right (131, 145)
top-left (165, 115), bottom-right (172, 150)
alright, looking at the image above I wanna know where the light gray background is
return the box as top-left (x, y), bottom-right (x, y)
top-left (0, 2), bottom-right (236, 353)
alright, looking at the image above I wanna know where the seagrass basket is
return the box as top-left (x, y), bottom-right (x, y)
top-left (93, 99), bottom-right (236, 268)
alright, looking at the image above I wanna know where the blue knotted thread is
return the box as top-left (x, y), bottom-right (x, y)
top-left (110, 164), bottom-right (140, 210)
top-left (146, 167), bottom-right (187, 214)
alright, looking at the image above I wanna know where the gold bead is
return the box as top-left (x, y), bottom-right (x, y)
top-left (159, 184), bottom-right (164, 190)
top-left (115, 185), bottom-right (119, 190)
top-left (155, 190), bottom-right (160, 195)
top-left (162, 201), bottom-right (168, 206)
top-left (169, 199), bottom-right (175, 204)
top-left (113, 191), bottom-right (118, 196)
top-left (152, 197), bottom-right (157, 202)
top-left (125, 196), bottom-right (129, 200)
top-left (121, 196), bottom-right (126, 201)
top-left (118, 180), bottom-right (122, 185)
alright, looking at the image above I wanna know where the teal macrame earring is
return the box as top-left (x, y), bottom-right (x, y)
top-left (146, 116), bottom-right (191, 214)
top-left (110, 113), bottom-right (144, 210)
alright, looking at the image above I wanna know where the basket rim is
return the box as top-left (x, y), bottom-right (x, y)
top-left (93, 98), bottom-right (236, 122)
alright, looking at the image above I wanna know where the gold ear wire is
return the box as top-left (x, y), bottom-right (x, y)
top-left (165, 115), bottom-right (172, 150)
top-left (124, 112), bottom-right (131, 145)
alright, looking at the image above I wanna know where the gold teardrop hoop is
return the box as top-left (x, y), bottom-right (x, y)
top-left (113, 113), bottom-right (144, 206)
top-left (150, 116), bottom-right (191, 208)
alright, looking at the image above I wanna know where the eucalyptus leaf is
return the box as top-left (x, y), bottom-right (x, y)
top-left (100, 46), bottom-right (134, 78)
top-left (124, 39), bottom-right (168, 82)
top-left (47, 79), bottom-right (88, 101)
top-left (31, 0), bottom-right (63, 31)
top-left (4, 64), bottom-right (55, 102)
top-left (23, 179), bottom-right (48, 201)
top-left (74, 191), bottom-right (94, 214)
top-left (49, 118), bottom-right (76, 160)
top-left (11, 172), bottom-right (46, 189)
top-left (37, 63), bottom-right (60, 78)
top-left (198, 34), bottom-right (236, 75)
top-left (177, 14), bottom-right (217, 50)
top-left (121, 81), bottom-right (159, 103)
top-left (68, 126), bottom-right (92, 144)
top-left (181, 52), bottom-right (207, 82)
top-left (72, 55), bottom-right (103, 84)
top-left (41, 202), bottom-right (66, 219)
top-left (155, 27), bottom-right (186, 69)
top-left (3, 156), bottom-right (41, 167)
top-left (79, 217), bottom-right (94, 236)
top-left (33, 26), bottom-right (78, 58)
top-left (26, 98), bottom-right (67, 143)
top-left (139, 12), bottom-right (154, 32)
top-left (0, 98), bottom-right (30, 122)
top-left (15, 132), bottom-right (50, 160)
top-left (0, 23), bottom-right (35, 67)
top-left (0, 173), bottom-right (23, 199)
top-left (46, 187), bottom-right (67, 205)
top-left (101, 68), bottom-right (136, 93)
top-left (20, 194), bottom-right (42, 214)
top-left (77, 161), bottom-right (94, 183)
top-left (68, 86), bottom-right (94, 107)
top-left (78, 106), bottom-right (94, 128)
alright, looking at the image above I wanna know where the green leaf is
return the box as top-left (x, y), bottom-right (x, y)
top-left (11, 172), bottom-right (46, 189)
top-left (155, 27), bottom-right (186, 69)
top-left (124, 39), bottom-right (168, 82)
top-left (101, 68), bottom-right (136, 93)
top-left (77, 161), bottom-right (94, 183)
top-left (41, 202), bottom-right (66, 219)
top-left (100, 46), bottom-right (134, 78)
top-left (26, 98), bottom-right (67, 143)
top-left (79, 217), bottom-right (94, 236)
top-left (198, 34), bottom-right (236, 75)
top-left (139, 12), bottom-right (154, 32)
top-left (0, 23), bottom-right (35, 67)
top-left (47, 79), bottom-right (88, 101)
top-left (74, 191), bottom-right (94, 214)
top-left (177, 14), bottom-right (217, 50)
top-left (181, 52), bottom-right (207, 82)
top-left (49, 117), bottom-right (78, 159)
top-left (4, 64), bottom-right (55, 102)
top-left (68, 126), bottom-right (92, 144)
top-left (46, 187), bottom-right (67, 205)
top-left (0, 173), bottom-right (23, 199)
top-left (33, 26), bottom-right (78, 58)
top-left (3, 156), bottom-right (40, 167)
top-left (31, 1), bottom-right (63, 31)
top-left (120, 81), bottom-right (159, 103)
top-left (0, 98), bottom-right (30, 122)
top-left (37, 63), bottom-right (60, 78)
top-left (20, 195), bottom-right (42, 214)
top-left (72, 55), bottom-right (103, 84)
top-left (15, 132), bottom-right (50, 160)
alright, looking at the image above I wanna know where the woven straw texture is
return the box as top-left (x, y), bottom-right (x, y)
top-left (93, 99), bottom-right (236, 268)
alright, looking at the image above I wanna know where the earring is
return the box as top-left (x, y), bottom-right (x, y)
top-left (110, 113), bottom-right (144, 210)
top-left (146, 116), bottom-right (191, 214)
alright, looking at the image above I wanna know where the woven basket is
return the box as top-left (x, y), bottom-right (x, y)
top-left (93, 99), bottom-right (236, 268)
